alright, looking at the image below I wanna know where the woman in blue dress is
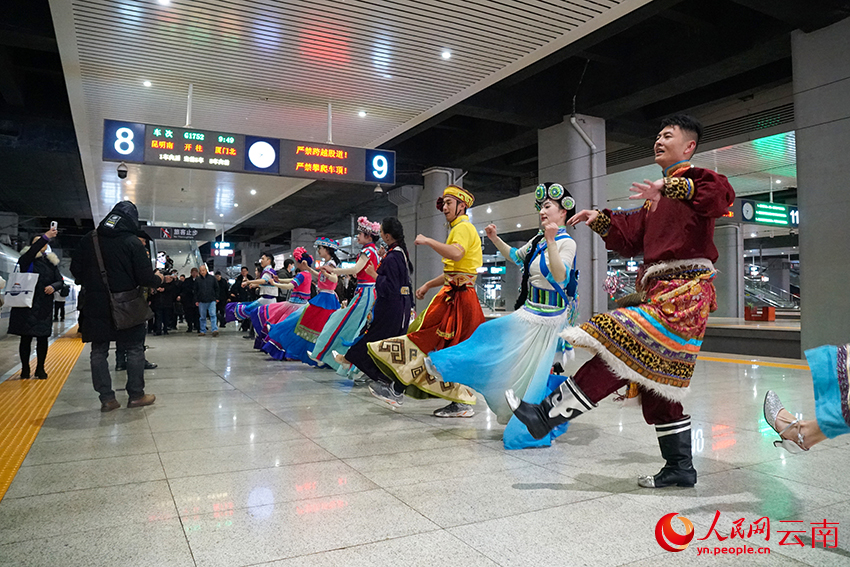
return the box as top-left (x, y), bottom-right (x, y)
top-left (424, 183), bottom-right (580, 449)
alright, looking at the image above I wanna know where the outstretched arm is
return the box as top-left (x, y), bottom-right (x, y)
top-left (414, 234), bottom-right (464, 262)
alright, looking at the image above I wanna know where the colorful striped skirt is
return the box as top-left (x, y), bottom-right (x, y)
top-left (311, 283), bottom-right (376, 373)
top-left (561, 270), bottom-right (716, 402)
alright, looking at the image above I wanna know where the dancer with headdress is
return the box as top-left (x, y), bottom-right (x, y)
top-left (264, 238), bottom-right (341, 365)
top-left (248, 248), bottom-right (313, 349)
top-left (507, 115), bottom-right (735, 488)
top-left (763, 344), bottom-right (850, 453)
top-left (337, 217), bottom-right (414, 386)
top-left (309, 217), bottom-right (380, 373)
top-left (367, 185), bottom-right (484, 418)
top-left (424, 183), bottom-right (579, 447)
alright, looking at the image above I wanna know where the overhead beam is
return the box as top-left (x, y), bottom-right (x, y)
top-left (585, 36), bottom-right (791, 118)
top-left (0, 47), bottom-right (24, 106)
top-left (454, 130), bottom-right (538, 168)
top-left (728, 0), bottom-right (850, 33)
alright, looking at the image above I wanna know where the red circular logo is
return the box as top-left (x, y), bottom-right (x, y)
top-left (655, 512), bottom-right (695, 552)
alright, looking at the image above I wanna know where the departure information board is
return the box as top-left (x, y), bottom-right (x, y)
top-left (103, 119), bottom-right (395, 184)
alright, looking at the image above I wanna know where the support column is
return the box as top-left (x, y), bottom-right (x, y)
top-left (792, 17), bottom-right (850, 350)
top-left (538, 115), bottom-right (608, 321)
top-left (712, 225), bottom-right (744, 318)
top-left (500, 240), bottom-right (526, 311)
top-left (290, 228), bottom-right (317, 255)
top-left (239, 242), bottom-right (261, 270)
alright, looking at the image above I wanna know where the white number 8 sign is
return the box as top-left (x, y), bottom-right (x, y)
top-left (372, 154), bottom-right (388, 179)
top-left (114, 127), bottom-right (135, 155)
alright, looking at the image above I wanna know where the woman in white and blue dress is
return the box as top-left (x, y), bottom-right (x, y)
top-left (425, 183), bottom-right (579, 449)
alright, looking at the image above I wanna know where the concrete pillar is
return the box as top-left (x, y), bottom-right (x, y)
top-left (388, 184), bottom-right (423, 285)
top-left (538, 114), bottom-right (608, 322)
top-left (239, 242), bottom-right (261, 270)
top-left (792, 17), bottom-right (850, 350)
top-left (290, 228), bottom-right (317, 255)
top-left (712, 225), bottom-right (745, 318)
top-left (765, 257), bottom-right (791, 295)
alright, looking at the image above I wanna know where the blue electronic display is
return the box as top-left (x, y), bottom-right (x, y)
top-left (102, 119), bottom-right (146, 163)
top-left (365, 149), bottom-right (396, 184)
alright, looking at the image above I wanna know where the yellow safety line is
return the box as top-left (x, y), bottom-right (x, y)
top-left (699, 355), bottom-right (809, 371)
top-left (0, 326), bottom-right (84, 502)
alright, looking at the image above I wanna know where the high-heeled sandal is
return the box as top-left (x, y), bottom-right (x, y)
top-left (763, 390), bottom-right (808, 453)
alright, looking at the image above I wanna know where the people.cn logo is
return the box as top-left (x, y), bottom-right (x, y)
top-left (655, 512), bottom-right (695, 552)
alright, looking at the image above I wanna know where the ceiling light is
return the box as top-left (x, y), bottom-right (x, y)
top-left (143, 80), bottom-right (152, 87)
top-left (250, 189), bottom-right (257, 195)
top-left (383, 74), bottom-right (393, 79)
top-left (486, 207), bottom-right (492, 213)
top-left (358, 111), bottom-right (367, 118)
top-left (219, 213), bottom-right (224, 217)
top-left (479, 230), bottom-right (484, 234)
top-left (516, 223), bottom-right (522, 228)
top-left (158, 0), bottom-right (170, 5)
top-left (750, 233), bottom-right (757, 237)
top-left (441, 50), bottom-right (452, 60)
top-left (775, 179), bottom-right (782, 184)
top-left (234, 203), bottom-right (239, 207)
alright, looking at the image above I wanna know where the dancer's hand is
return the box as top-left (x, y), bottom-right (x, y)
top-left (630, 178), bottom-right (663, 202)
top-left (414, 234), bottom-right (430, 246)
top-left (543, 221), bottom-right (559, 241)
top-left (567, 209), bottom-right (598, 228)
top-left (484, 224), bottom-right (498, 239)
top-left (415, 284), bottom-right (429, 300)
top-left (363, 263), bottom-right (377, 279)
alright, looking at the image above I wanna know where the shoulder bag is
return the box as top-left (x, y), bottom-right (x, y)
top-left (92, 232), bottom-right (153, 330)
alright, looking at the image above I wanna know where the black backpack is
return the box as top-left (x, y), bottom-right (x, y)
top-left (59, 284), bottom-right (71, 297)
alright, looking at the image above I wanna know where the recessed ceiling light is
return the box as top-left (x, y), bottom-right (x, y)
top-left (158, 0), bottom-right (170, 5)
top-left (775, 179), bottom-right (782, 184)
top-left (250, 189), bottom-right (257, 195)
top-left (383, 74), bottom-right (392, 79)
top-left (441, 50), bottom-right (452, 60)
top-left (234, 203), bottom-right (239, 208)
top-left (143, 80), bottom-right (152, 87)
top-left (219, 213), bottom-right (224, 217)
top-left (516, 223), bottom-right (522, 228)
top-left (750, 233), bottom-right (757, 237)
top-left (479, 230), bottom-right (484, 234)
top-left (358, 111), bottom-right (367, 117)
top-left (486, 207), bottom-right (492, 213)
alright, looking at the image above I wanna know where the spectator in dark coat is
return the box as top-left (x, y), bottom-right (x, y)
top-left (151, 277), bottom-right (177, 335)
top-left (11, 227), bottom-right (63, 379)
top-left (70, 201), bottom-right (170, 411)
top-left (215, 271), bottom-right (229, 328)
top-left (178, 267), bottom-right (199, 331)
top-left (194, 263), bottom-right (219, 336)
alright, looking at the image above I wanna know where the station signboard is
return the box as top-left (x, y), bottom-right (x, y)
top-left (103, 119), bottom-right (395, 184)
top-left (141, 226), bottom-right (217, 241)
top-left (740, 199), bottom-right (799, 227)
top-left (212, 242), bottom-right (235, 256)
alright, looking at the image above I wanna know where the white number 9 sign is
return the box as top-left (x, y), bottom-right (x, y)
top-left (372, 154), bottom-right (388, 179)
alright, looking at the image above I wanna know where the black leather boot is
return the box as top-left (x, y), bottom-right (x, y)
top-left (505, 377), bottom-right (597, 440)
top-left (638, 420), bottom-right (697, 488)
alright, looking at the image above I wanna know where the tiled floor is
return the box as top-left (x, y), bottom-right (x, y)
top-left (1, 324), bottom-right (848, 566)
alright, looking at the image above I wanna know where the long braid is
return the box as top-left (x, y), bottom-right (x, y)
top-left (514, 233), bottom-right (545, 311)
top-left (396, 238), bottom-right (414, 273)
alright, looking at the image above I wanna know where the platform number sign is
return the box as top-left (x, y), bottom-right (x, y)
top-left (365, 149), bottom-right (395, 183)
top-left (103, 119), bottom-right (145, 163)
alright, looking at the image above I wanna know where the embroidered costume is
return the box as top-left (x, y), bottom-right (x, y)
top-left (345, 244), bottom-right (414, 382)
top-left (508, 135), bottom-right (736, 489)
top-left (368, 187), bottom-right (485, 404)
top-left (427, 184), bottom-right (579, 448)
top-left (311, 219), bottom-right (380, 373)
top-left (264, 241), bottom-right (341, 365)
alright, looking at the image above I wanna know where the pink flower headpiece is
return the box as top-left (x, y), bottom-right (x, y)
top-left (357, 216), bottom-right (381, 237)
top-left (293, 247), bottom-right (308, 262)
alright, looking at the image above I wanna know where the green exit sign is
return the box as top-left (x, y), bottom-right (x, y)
top-left (740, 200), bottom-right (799, 227)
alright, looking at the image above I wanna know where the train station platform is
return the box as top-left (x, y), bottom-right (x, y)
top-left (0, 323), bottom-right (847, 566)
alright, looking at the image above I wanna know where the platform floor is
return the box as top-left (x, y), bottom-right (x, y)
top-left (1, 322), bottom-right (848, 566)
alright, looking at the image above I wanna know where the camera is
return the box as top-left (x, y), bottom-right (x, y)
top-left (117, 162), bottom-right (128, 179)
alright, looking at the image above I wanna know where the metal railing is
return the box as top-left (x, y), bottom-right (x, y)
top-left (744, 276), bottom-right (800, 309)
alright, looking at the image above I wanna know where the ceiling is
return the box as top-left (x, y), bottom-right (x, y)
top-left (47, 0), bottom-right (650, 233)
top-left (3, 0), bottom-right (849, 252)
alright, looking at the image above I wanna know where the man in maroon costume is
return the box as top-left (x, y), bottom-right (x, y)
top-left (508, 114), bottom-right (735, 488)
